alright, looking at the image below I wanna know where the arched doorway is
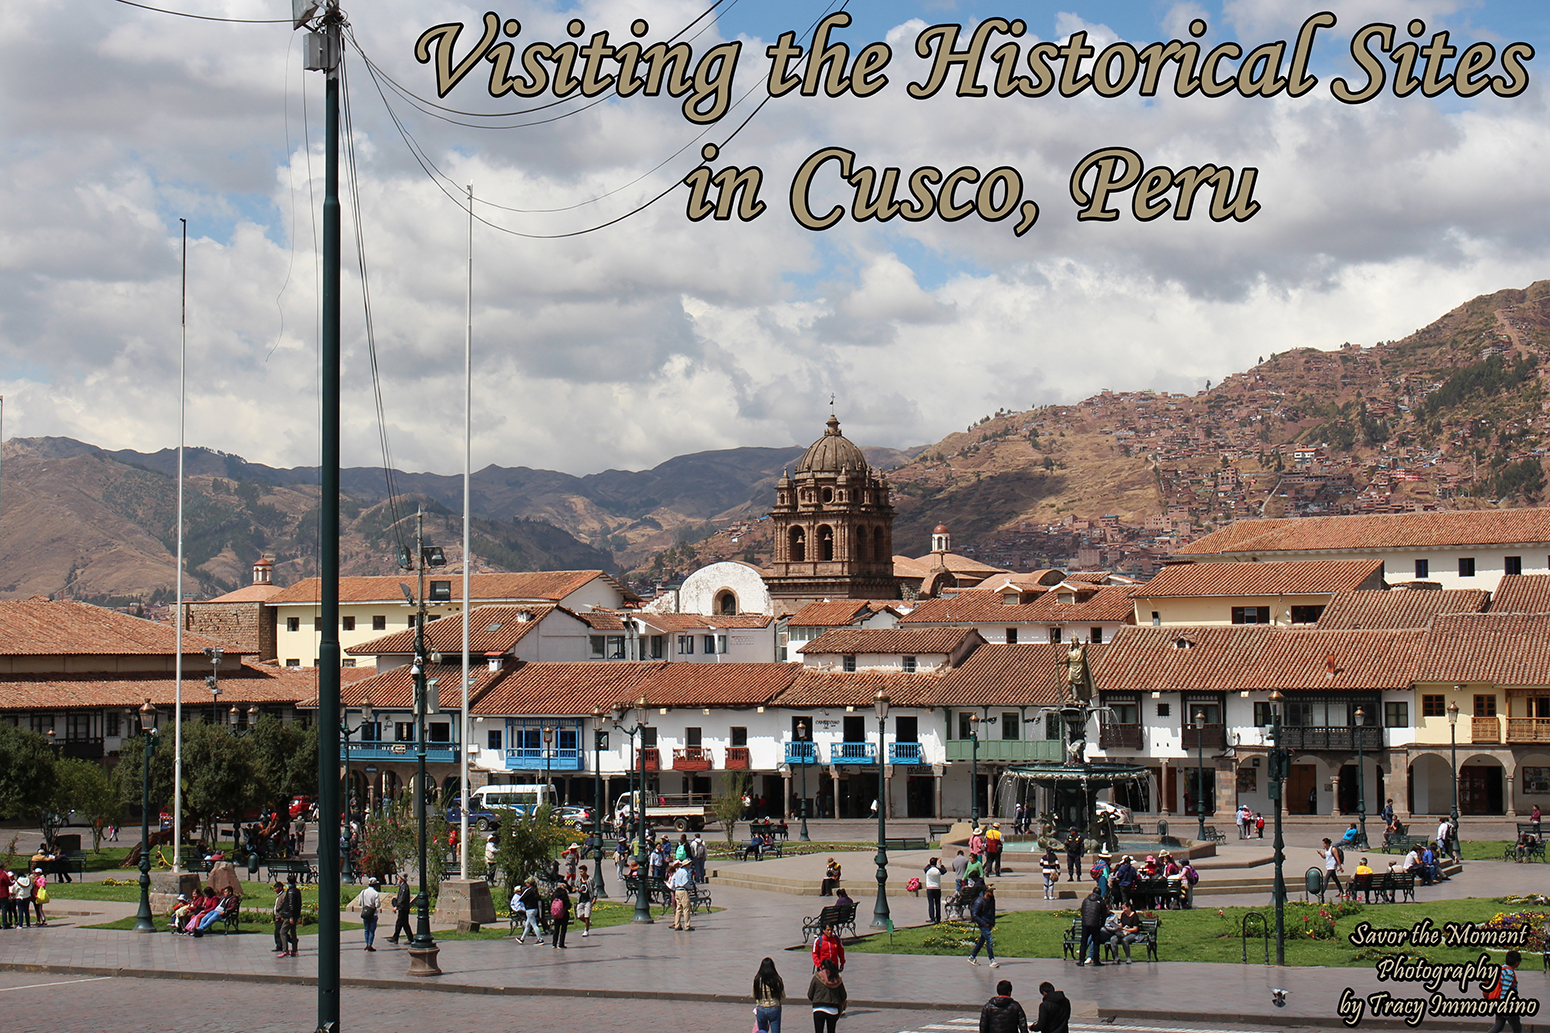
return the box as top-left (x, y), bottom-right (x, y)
top-left (715, 590), bottom-right (737, 615)
top-left (818, 525), bottom-right (834, 561)
top-left (1407, 754), bottom-right (1454, 815)
top-left (1458, 754), bottom-right (1506, 815)
top-left (788, 526), bottom-right (805, 562)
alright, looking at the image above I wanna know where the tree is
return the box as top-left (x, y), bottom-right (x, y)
top-left (55, 757), bottom-right (121, 852)
top-left (250, 715), bottom-right (317, 805)
top-left (492, 805), bottom-right (572, 897)
top-left (0, 725), bottom-right (58, 846)
top-left (712, 772), bottom-right (751, 844)
top-left (119, 722), bottom-right (260, 843)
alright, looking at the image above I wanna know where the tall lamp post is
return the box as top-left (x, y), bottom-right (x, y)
top-left (134, 699), bottom-right (160, 933)
top-left (797, 721), bottom-right (811, 842)
top-left (591, 710), bottom-right (608, 900)
top-left (340, 705), bottom-right (374, 883)
top-left (543, 725), bottom-right (555, 807)
top-left (871, 689), bottom-right (891, 930)
top-left (203, 647), bottom-right (224, 725)
top-left (969, 712), bottom-right (980, 828)
top-left (612, 696), bottom-right (654, 924)
top-left (1268, 690), bottom-right (1287, 966)
top-left (1447, 699), bottom-right (1461, 859)
top-left (1194, 711), bottom-right (1208, 843)
top-left (1354, 706), bottom-right (1368, 848)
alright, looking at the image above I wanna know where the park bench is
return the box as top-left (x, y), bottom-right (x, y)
top-left (1200, 826), bottom-right (1227, 844)
top-left (801, 899), bottom-right (857, 942)
top-left (220, 899), bottom-right (243, 934)
top-left (740, 840), bottom-right (783, 861)
top-left (1102, 916), bottom-right (1161, 963)
top-left (883, 837), bottom-right (928, 851)
top-left (746, 821), bottom-right (789, 840)
top-left (1381, 822), bottom-right (1428, 854)
top-left (1126, 878), bottom-right (1179, 910)
top-left (622, 874), bottom-right (671, 906)
top-left (1114, 823), bottom-right (1143, 836)
top-left (1505, 840), bottom-right (1547, 863)
top-left (35, 855), bottom-right (85, 880)
top-left (926, 823), bottom-right (953, 840)
top-left (265, 858), bottom-right (317, 884)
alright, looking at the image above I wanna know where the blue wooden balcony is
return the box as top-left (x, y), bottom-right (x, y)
top-left (503, 747), bottom-right (584, 771)
top-left (348, 740), bottom-right (458, 764)
top-left (830, 741), bottom-right (876, 765)
top-left (784, 742), bottom-right (821, 765)
top-left (888, 742), bottom-right (924, 764)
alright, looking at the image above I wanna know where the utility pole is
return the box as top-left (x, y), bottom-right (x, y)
top-left (296, 1), bottom-right (343, 1028)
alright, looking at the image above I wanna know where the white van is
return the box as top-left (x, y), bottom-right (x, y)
top-left (448, 784), bottom-right (553, 831)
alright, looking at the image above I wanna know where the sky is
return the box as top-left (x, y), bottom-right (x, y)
top-left (1, 0), bottom-right (1548, 476)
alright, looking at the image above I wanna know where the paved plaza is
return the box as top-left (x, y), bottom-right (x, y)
top-left (0, 819), bottom-right (1544, 1031)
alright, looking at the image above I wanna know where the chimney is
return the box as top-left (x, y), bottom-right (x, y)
top-left (253, 555), bottom-right (274, 586)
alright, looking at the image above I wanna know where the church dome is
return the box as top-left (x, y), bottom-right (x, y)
top-left (796, 415), bottom-right (868, 475)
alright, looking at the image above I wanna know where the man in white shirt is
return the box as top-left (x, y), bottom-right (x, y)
top-left (923, 857), bottom-right (944, 924)
top-left (1435, 817), bottom-right (1452, 858)
top-left (668, 861), bottom-right (694, 930)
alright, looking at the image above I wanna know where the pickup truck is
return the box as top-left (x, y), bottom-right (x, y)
top-left (614, 791), bottom-right (715, 832)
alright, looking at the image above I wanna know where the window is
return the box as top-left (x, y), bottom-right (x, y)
top-left (341, 616), bottom-right (355, 631)
top-left (902, 656), bottom-right (917, 673)
top-left (716, 591), bottom-right (738, 615)
top-left (677, 636), bottom-right (694, 655)
top-left (341, 658), bottom-right (357, 668)
top-left (1151, 611), bottom-right (1161, 627)
top-left (1459, 557), bottom-right (1476, 578)
top-left (1421, 694), bottom-right (1446, 717)
top-left (1185, 699), bottom-right (1222, 725)
top-left (1048, 627), bottom-right (1062, 643)
top-left (649, 635), bottom-right (665, 659)
top-left (285, 659), bottom-right (301, 668)
top-left (1090, 627), bottom-right (1104, 644)
top-left (286, 617), bottom-right (300, 632)
top-left (958, 712), bottom-right (976, 739)
top-left (641, 727), bottom-right (657, 748)
top-left (1001, 711), bottom-right (1020, 740)
top-left (702, 634), bottom-right (718, 654)
top-left (818, 525), bottom-right (835, 561)
top-left (1231, 606), bottom-right (1269, 625)
top-left (895, 716), bottom-right (918, 742)
top-left (487, 729), bottom-right (502, 750)
top-left (730, 726), bottom-right (748, 747)
top-left (788, 526), bottom-right (805, 562)
top-left (360, 722), bottom-right (380, 742)
top-left (1385, 701), bottom-right (1409, 727)
top-left (372, 615), bottom-right (387, 631)
top-left (1475, 694), bottom-right (1497, 718)
top-left (429, 580), bottom-right (452, 601)
top-left (429, 722), bottom-right (450, 743)
top-left (1157, 703), bottom-right (1171, 718)
top-left (1414, 559), bottom-right (1429, 580)
top-left (1252, 702), bottom-right (1272, 727)
top-left (1289, 605), bottom-right (1324, 624)
top-left (1005, 627), bottom-right (1018, 644)
top-left (314, 617), bottom-right (323, 631)
top-left (685, 727), bottom-right (702, 747)
top-left (1506, 556), bottom-right (1523, 576)
top-left (66, 713), bottom-right (91, 740)
top-left (1108, 699), bottom-right (1139, 725)
top-left (408, 615), bottom-right (418, 628)
top-left (29, 714), bottom-right (53, 735)
top-left (589, 636), bottom-right (607, 659)
top-left (106, 711), bottom-right (121, 737)
top-left (395, 722), bottom-right (415, 742)
top-left (842, 655), bottom-right (856, 672)
top-left (1523, 767), bottom-right (1550, 795)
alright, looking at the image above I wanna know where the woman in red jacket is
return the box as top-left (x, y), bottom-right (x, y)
top-left (811, 925), bottom-right (846, 972)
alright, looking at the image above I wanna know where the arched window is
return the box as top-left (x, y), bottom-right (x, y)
top-left (789, 526), bottom-right (806, 562)
top-left (818, 525), bottom-right (835, 562)
top-left (856, 529), bottom-right (869, 562)
top-left (716, 590), bottom-right (738, 615)
top-left (873, 527), bottom-right (886, 563)
top-left (821, 487), bottom-right (833, 503)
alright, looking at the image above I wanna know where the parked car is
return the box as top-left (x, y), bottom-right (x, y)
top-left (1095, 800), bottom-right (1132, 825)
top-left (556, 805), bottom-right (596, 829)
top-left (288, 796), bottom-right (313, 819)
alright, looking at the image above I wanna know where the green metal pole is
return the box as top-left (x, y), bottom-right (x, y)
top-left (591, 724), bottom-right (607, 899)
top-left (634, 721), bottom-right (653, 923)
top-left (411, 517), bottom-right (436, 951)
top-left (316, 10), bottom-right (343, 1027)
top-left (871, 712), bottom-right (890, 929)
top-left (1271, 711), bottom-right (1286, 966)
top-left (134, 731), bottom-right (157, 933)
top-left (799, 728), bottom-right (810, 842)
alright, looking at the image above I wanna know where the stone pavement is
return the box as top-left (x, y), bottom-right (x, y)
top-left (2, 849), bottom-right (1546, 1030)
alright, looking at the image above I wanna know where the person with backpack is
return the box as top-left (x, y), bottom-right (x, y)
top-left (549, 882), bottom-right (571, 949)
top-left (967, 886), bottom-right (999, 968)
top-left (1486, 950), bottom-right (1522, 1033)
top-left (1319, 838), bottom-right (1345, 898)
top-left (515, 877), bottom-right (544, 944)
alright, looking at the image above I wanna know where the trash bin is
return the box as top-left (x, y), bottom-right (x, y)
top-left (1304, 867), bottom-right (1325, 900)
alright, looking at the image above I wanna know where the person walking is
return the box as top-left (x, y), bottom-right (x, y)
top-left (388, 873), bottom-right (412, 944)
top-left (812, 925), bottom-right (845, 973)
top-left (353, 877), bottom-right (382, 951)
top-left (807, 958), bottom-right (846, 1033)
top-left (752, 956), bottom-right (785, 1033)
top-left (28, 869), bottom-right (47, 926)
top-left (515, 877), bottom-right (544, 944)
top-left (1078, 886), bottom-right (1108, 966)
top-left (979, 979), bottom-right (1029, 1033)
top-left (281, 875), bottom-right (303, 956)
top-left (550, 882), bottom-right (572, 949)
top-left (270, 881), bottom-right (287, 953)
top-left (1030, 981), bottom-right (1071, 1033)
top-left (967, 885), bottom-right (1000, 968)
top-left (923, 857), bottom-right (944, 923)
top-left (951, 850), bottom-right (969, 897)
top-left (1318, 839), bottom-right (1345, 899)
top-left (1486, 950), bottom-right (1523, 1033)
top-left (669, 860), bottom-right (694, 931)
top-left (575, 867), bottom-right (594, 936)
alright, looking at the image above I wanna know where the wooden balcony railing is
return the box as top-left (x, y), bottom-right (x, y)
top-left (672, 747), bottom-right (712, 771)
top-left (1507, 718), bottom-right (1550, 743)
top-left (724, 746), bottom-right (751, 769)
top-left (1279, 726), bottom-right (1383, 751)
top-left (642, 748), bottom-right (660, 771)
top-left (1181, 724), bottom-right (1226, 750)
top-left (1098, 724), bottom-right (1142, 750)
top-left (1472, 715), bottom-right (1501, 744)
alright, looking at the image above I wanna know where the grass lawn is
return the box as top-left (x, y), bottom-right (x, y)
top-left (84, 914), bottom-right (360, 934)
top-left (49, 879), bottom-right (357, 910)
top-left (847, 897), bottom-right (1545, 967)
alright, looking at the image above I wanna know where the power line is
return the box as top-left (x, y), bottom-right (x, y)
top-left (109, 0), bottom-right (291, 24)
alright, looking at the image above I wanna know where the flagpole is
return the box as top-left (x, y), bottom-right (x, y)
top-left (459, 182), bottom-right (472, 875)
top-left (173, 217), bottom-right (187, 873)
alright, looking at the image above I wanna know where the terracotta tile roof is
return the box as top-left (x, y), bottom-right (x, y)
top-left (470, 662), bottom-right (663, 717)
top-left (895, 553), bottom-right (1008, 580)
top-left (1090, 626), bottom-right (1424, 692)
top-left (268, 571), bottom-right (633, 605)
top-left (316, 663), bottom-right (504, 712)
top-left (774, 669), bottom-right (945, 708)
top-left (345, 605), bottom-right (556, 656)
top-left (897, 596), bottom-right (1047, 624)
top-left (1489, 575), bottom-right (1550, 614)
top-left (633, 613), bottom-right (774, 632)
top-left (1021, 585), bottom-right (1137, 623)
top-left (1176, 510), bottom-right (1550, 555)
top-left (1316, 590), bottom-right (1489, 629)
top-left (200, 584), bottom-right (285, 603)
top-left (634, 662), bottom-right (802, 708)
top-left (799, 628), bottom-right (982, 656)
top-left (929, 643), bottom-right (1071, 706)
top-left (1132, 560), bottom-right (1385, 598)
top-left (0, 598), bottom-right (252, 657)
top-left (1416, 613), bottom-right (1550, 685)
top-left (0, 659), bottom-right (320, 711)
top-left (786, 601), bottom-right (876, 627)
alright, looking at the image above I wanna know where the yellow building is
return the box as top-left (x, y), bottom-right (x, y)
top-left (1131, 559), bottom-right (1386, 627)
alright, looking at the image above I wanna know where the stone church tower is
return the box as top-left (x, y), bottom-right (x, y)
top-left (765, 414), bottom-right (899, 608)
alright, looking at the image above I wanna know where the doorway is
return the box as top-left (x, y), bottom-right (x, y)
top-left (906, 775), bottom-right (935, 818)
top-left (1460, 766), bottom-right (1504, 815)
top-left (1288, 764), bottom-right (1318, 815)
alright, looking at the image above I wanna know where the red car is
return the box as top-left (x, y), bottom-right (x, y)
top-left (288, 796), bottom-right (313, 819)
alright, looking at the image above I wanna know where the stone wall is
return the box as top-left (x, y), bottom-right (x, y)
top-left (184, 602), bottom-right (275, 659)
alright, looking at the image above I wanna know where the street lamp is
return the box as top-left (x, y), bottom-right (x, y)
top-left (591, 709), bottom-right (608, 900)
top-left (134, 699), bottom-right (160, 934)
top-left (203, 647), bottom-right (224, 726)
top-left (410, 668), bottom-right (439, 960)
top-left (1354, 706), bottom-right (1368, 848)
top-left (340, 704), bottom-right (375, 882)
top-left (612, 696), bottom-right (654, 924)
top-left (871, 688), bottom-right (891, 930)
top-left (797, 721), bottom-right (811, 842)
top-left (969, 712), bottom-right (980, 828)
top-left (543, 725), bottom-right (555, 806)
top-left (1194, 710), bottom-right (1208, 843)
top-left (1447, 698), bottom-right (1461, 859)
top-left (1268, 689), bottom-right (1286, 966)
